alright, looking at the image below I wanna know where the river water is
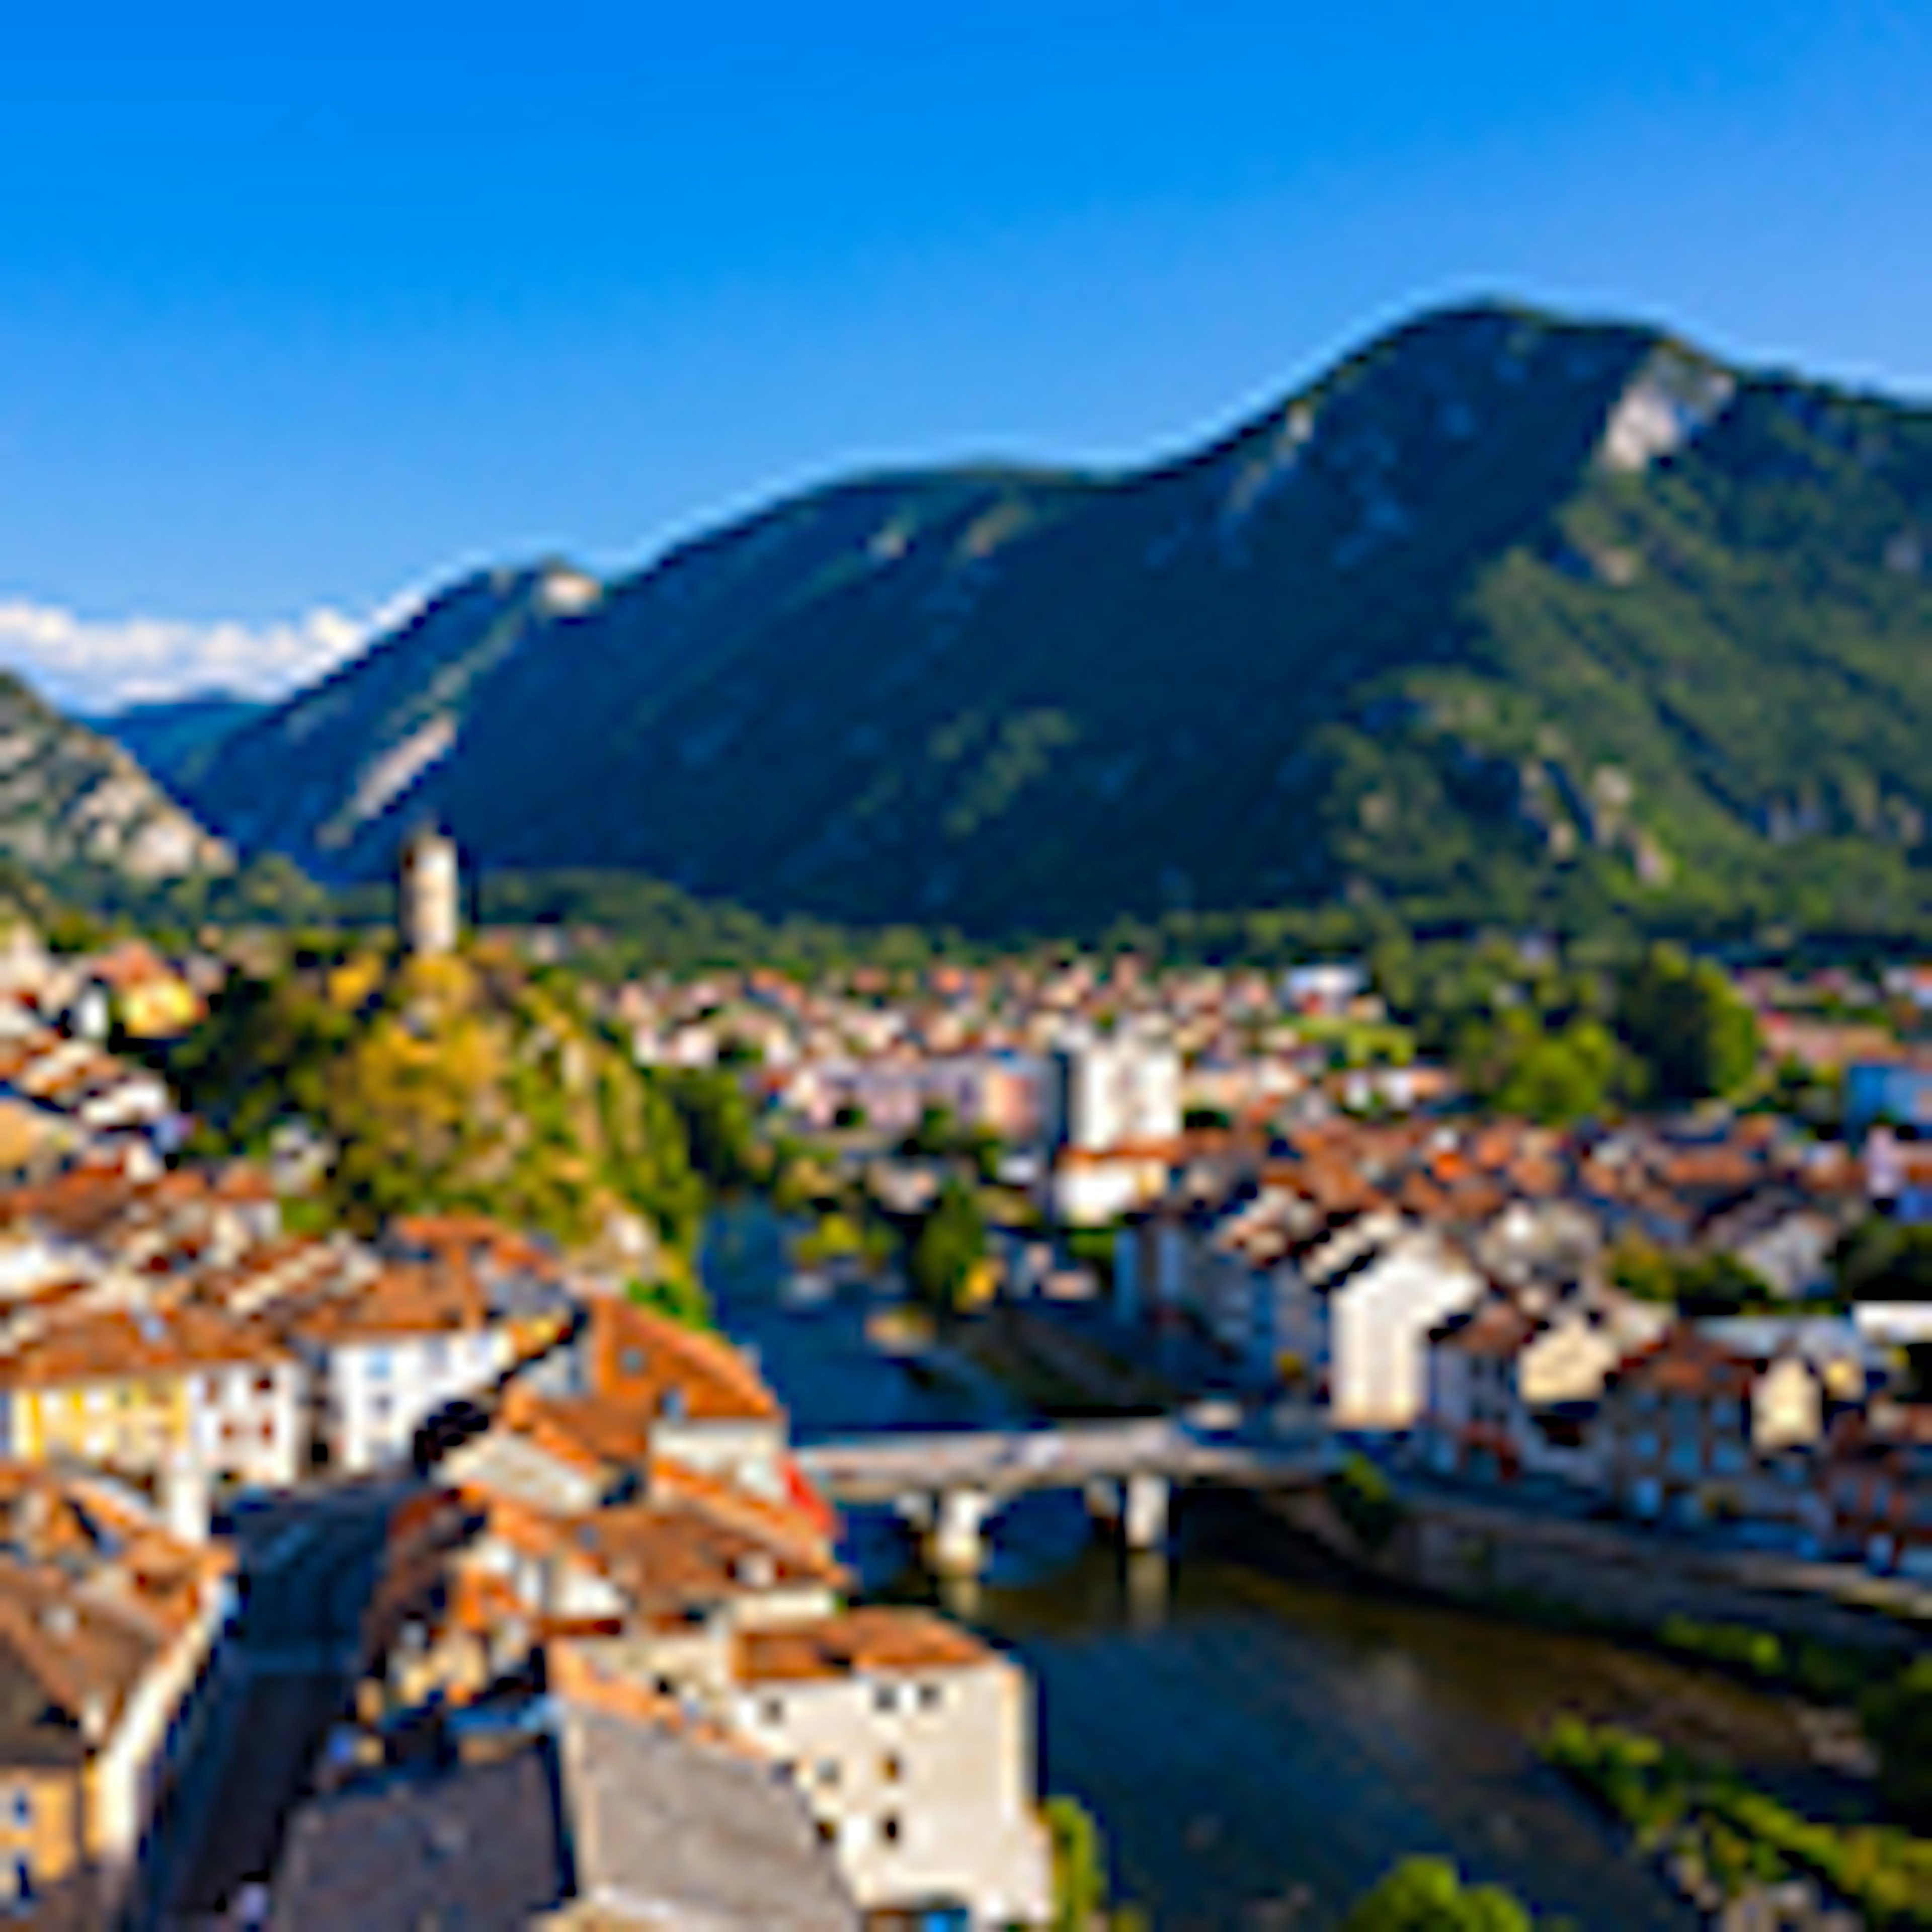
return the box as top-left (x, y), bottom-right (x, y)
top-left (706, 1207), bottom-right (1828, 1930)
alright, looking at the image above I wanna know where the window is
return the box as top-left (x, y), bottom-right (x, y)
top-left (759, 1697), bottom-right (785, 1728)
top-left (872, 1682), bottom-right (899, 1715)
top-left (4, 1791), bottom-right (24, 1830)
top-left (880, 1814), bottom-right (902, 1845)
top-left (880, 1753), bottom-right (904, 1785)
top-left (815, 1759), bottom-right (841, 1790)
top-left (916, 1681), bottom-right (943, 1712)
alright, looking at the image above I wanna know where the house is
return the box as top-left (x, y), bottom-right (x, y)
top-left (1048, 1143), bottom-right (1180, 1229)
top-left (0, 1464), bottom-right (234, 1920)
top-left (1423, 1287), bottom-right (1670, 1490)
top-left (1693, 1190), bottom-right (1845, 1301)
top-left (287, 1264), bottom-right (522, 1476)
top-left (1042, 1026), bottom-right (1184, 1227)
top-left (1422, 1294), bottom-right (1542, 1482)
top-left (726, 1609), bottom-right (1053, 1929)
top-left (1597, 1326), bottom-right (1825, 1525)
top-left (77, 942), bottom-right (204, 1044)
top-left (0, 1302), bottom-right (304, 1497)
top-left (418, 1492), bottom-right (847, 1705)
top-left (549, 1606), bottom-right (1051, 1931)
top-left (1821, 1402), bottom-right (1932, 1577)
top-left (546, 1659), bottom-right (862, 1931)
top-left (1042, 1027), bottom-right (1181, 1155)
top-left (569, 1296), bottom-right (797, 1504)
top-left (1319, 1225), bottom-right (1486, 1431)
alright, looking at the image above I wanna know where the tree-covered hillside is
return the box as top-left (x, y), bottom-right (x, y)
top-left (172, 939), bottom-right (703, 1269)
top-left (167, 302), bottom-right (1932, 938)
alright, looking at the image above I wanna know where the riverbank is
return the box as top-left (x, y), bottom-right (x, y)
top-left (1266, 1479), bottom-right (1929, 1665)
top-left (950, 1292), bottom-right (1930, 1669)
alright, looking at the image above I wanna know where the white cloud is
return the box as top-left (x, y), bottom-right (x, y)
top-left (0, 590), bottom-right (423, 715)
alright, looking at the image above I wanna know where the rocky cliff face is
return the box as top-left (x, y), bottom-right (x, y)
top-left (0, 675), bottom-right (232, 881)
top-left (167, 301), bottom-right (1932, 934)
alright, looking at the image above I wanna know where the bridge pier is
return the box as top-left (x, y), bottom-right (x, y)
top-left (1082, 1473), bottom-right (1170, 1552)
top-left (1083, 1478), bottom-right (1122, 1528)
top-left (926, 1487), bottom-right (994, 1576)
top-left (1122, 1472), bottom-right (1171, 1553)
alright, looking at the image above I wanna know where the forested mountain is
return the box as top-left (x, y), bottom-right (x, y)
top-left (162, 302), bottom-right (1932, 937)
top-left (95, 693), bottom-right (264, 793)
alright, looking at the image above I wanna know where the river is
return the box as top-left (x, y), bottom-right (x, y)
top-left (705, 1206), bottom-right (1832, 1931)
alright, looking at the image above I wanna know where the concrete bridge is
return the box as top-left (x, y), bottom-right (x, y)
top-left (796, 1412), bottom-right (1334, 1574)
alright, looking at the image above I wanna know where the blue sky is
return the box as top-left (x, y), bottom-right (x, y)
top-left (2, 1), bottom-right (1930, 707)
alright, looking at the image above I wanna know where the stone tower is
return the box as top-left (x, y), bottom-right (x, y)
top-left (398, 824), bottom-right (461, 958)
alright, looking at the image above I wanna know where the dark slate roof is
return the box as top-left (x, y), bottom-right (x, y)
top-left (556, 1702), bottom-right (859, 1931)
top-left (268, 1742), bottom-right (567, 1931)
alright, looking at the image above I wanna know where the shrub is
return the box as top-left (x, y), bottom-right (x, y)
top-left (1326, 1452), bottom-right (1405, 1554)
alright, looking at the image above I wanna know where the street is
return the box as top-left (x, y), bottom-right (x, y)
top-left (132, 1483), bottom-right (412, 1930)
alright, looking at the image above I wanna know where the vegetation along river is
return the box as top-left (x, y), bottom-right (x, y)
top-left (705, 1206), bottom-right (1840, 1930)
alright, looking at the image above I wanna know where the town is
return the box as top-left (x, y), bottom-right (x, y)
top-left (0, 831), bottom-right (1919, 1927)
top-left (621, 934), bottom-right (1931, 1577)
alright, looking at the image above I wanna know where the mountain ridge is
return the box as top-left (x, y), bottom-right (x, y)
top-left (150, 299), bottom-right (1932, 935)
top-left (0, 673), bottom-right (233, 884)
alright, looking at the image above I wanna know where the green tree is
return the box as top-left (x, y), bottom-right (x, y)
top-left (1865, 1658), bottom-right (1932, 1829)
top-left (795, 1209), bottom-right (867, 1268)
top-left (907, 1177), bottom-right (987, 1314)
top-left (1045, 1796), bottom-right (1107, 1932)
top-left (1489, 1017), bottom-right (1621, 1124)
top-left (1833, 1218), bottom-right (1932, 1304)
top-left (1616, 944), bottom-right (1760, 1103)
top-left (664, 1069), bottom-right (762, 1192)
top-left (628, 1272), bottom-right (714, 1331)
top-left (1325, 1452), bottom-right (1404, 1554)
top-left (1343, 1858), bottom-right (1535, 1931)
top-left (1609, 1237), bottom-right (1780, 1314)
